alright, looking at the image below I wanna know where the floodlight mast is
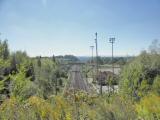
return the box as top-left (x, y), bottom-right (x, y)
top-left (109, 37), bottom-right (115, 75)
top-left (95, 32), bottom-right (98, 77)
top-left (95, 33), bottom-right (102, 94)
top-left (90, 45), bottom-right (94, 80)
top-left (109, 37), bottom-right (115, 93)
top-left (90, 46), bottom-right (94, 65)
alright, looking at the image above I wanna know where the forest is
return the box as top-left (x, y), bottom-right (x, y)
top-left (0, 38), bottom-right (160, 120)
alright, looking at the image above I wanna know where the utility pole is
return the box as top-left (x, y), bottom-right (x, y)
top-left (95, 32), bottom-right (102, 94)
top-left (90, 46), bottom-right (94, 65)
top-left (109, 37), bottom-right (115, 93)
top-left (95, 32), bottom-right (99, 76)
top-left (90, 46), bottom-right (94, 80)
top-left (109, 37), bottom-right (115, 74)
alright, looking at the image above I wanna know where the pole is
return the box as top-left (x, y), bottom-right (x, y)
top-left (95, 32), bottom-right (98, 76)
top-left (112, 41), bottom-right (114, 74)
top-left (95, 33), bottom-right (102, 94)
top-left (90, 46), bottom-right (94, 80)
top-left (90, 46), bottom-right (94, 65)
top-left (109, 37), bottom-right (115, 93)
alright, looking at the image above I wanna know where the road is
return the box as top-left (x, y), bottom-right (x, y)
top-left (67, 64), bottom-right (89, 92)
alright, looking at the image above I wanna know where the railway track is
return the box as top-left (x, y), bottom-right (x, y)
top-left (67, 64), bottom-right (89, 92)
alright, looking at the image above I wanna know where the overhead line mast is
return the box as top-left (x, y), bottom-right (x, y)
top-left (95, 32), bottom-right (98, 76)
top-left (95, 32), bottom-right (102, 94)
top-left (109, 37), bottom-right (115, 74)
top-left (109, 37), bottom-right (115, 93)
top-left (90, 46), bottom-right (94, 65)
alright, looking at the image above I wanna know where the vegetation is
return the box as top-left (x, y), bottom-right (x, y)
top-left (0, 38), bottom-right (160, 120)
top-left (87, 56), bottom-right (133, 66)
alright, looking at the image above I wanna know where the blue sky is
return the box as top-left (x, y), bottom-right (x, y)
top-left (0, 0), bottom-right (160, 56)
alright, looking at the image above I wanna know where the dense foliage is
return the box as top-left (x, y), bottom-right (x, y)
top-left (120, 50), bottom-right (160, 99)
top-left (0, 39), bottom-right (160, 120)
top-left (0, 39), bottom-right (67, 102)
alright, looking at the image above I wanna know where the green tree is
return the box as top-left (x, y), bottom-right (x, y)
top-left (120, 50), bottom-right (160, 100)
top-left (0, 40), bottom-right (9, 60)
top-left (52, 54), bottom-right (56, 62)
top-left (9, 66), bottom-right (39, 101)
top-left (37, 56), bottom-right (41, 67)
top-left (149, 39), bottom-right (160, 54)
top-left (152, 75), bottom-right (160, 95)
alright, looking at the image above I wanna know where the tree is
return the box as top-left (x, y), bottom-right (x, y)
top-left (120, 51), bottom-right (160, 100)
top-left (152, 75), bottom-right (160, 95)
top-left (10, 54), bottom-right (18, 73)
top-left (149, 39), bottom-right (160, 54)
top-left (0, 40), bottom-right (9, 60)
top-left (9, 66), bottom-right (39, 100)
top-left (37, 56), bottom-right (41, 67)
top-left (64, 55), bottom-right (79, 62)
top-left (10, 51), bottom-right (30, 73)
top-left (25, 62), bottom-right (35, 81)
top-left (2, 40), bottom-right (9, 60)
top-left (52, 54), bottom-right (56, 62)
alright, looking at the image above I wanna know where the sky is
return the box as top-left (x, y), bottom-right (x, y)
top-left (0, 0), bottom-right (160, 57)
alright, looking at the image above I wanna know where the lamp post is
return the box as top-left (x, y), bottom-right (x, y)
top-left (109, 37), bottom-right (115, 93)
top-left (95, 32), bottom-right (98, 76)
top-left (90, 45), bottom-right (94, 82)
top-left (90, 46), bottom-right (94, 65)
top-left (109, 37), bottom-right (115, 74)
top-left (95, 33), bottom-right (102, 94)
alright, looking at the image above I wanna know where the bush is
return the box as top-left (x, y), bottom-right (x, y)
top-left (136, 94), bottom-right (160, 120)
